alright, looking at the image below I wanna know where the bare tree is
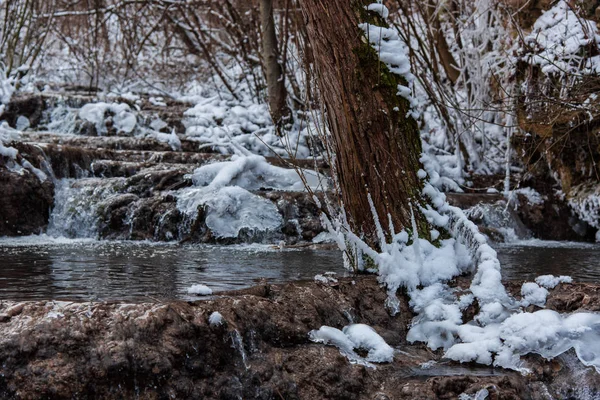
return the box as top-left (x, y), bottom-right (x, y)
top-left (259, 0), bottom-right (291, 133)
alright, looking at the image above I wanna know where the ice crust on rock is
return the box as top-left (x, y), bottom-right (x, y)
top-left (309, 324), bottom-right (394, 365)
top-left (177, 185), bottom-right (283, 239)
top-left (175, 153), bottom-right (326, 239)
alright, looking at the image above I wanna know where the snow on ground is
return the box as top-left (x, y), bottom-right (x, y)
top-left (183, 94), bottom-right (316, 159)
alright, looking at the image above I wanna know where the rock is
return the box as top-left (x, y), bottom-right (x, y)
top-left (0, 277), bottom-right (597, 399)
top-left (0, 165), bottom-right (53, 236)
top-left (0, 95), bottom-right (45, 129)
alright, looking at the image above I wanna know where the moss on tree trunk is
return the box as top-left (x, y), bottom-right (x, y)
top-left (299, 0), bottom-right (431, 247)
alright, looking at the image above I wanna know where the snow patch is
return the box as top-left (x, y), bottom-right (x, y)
top-left (523, 1), bottom-right (600, 75)
top-left (535, 274), bottom-right (573, 289)
top-left (309, 323), bottom-right (394, 365)
top-left (208, 311), bottom-right (224, 327)
top-left (79, 102), bottom-right (137, 135)
top-left (520, 282), bottom-right (548, 307)
top-left (187, 284), bottom-right (213, 296)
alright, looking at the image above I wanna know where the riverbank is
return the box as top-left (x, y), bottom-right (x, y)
top-left (0, 276), bottom-right (597, 399)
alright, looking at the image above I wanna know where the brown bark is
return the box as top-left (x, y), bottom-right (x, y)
top-left (299, 0), bottom-right (429, 245)
top-left (259, 0), bottom-right (291, 132)
top-left (426, 0), bottom-right (461, 84)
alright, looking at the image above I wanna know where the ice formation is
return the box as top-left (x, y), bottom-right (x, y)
top-left (187, 284), bottom-right (213, 296)
top-left (309, 323), bottom-right (394, 365)
top-left (208, 311), bottom-right (224, 327)
top-left (176, 152), bottom-right (326, 239)
top-left (311, 3), bottom-right (600, 375)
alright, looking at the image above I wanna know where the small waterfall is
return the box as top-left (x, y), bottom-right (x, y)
top-left (47, 178), bottom-right (123, 238)
top-left (43, 104), bottom-right (79, 135)
top-left (465, 201), bottom-right (531, 242)
top-left (230, 330), bottom-right (250, 370)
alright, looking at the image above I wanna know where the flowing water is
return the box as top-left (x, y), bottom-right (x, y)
top-left (0, 236), bottom-right (599, 301)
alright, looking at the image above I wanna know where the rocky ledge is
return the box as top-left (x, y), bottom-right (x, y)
top-left (0, 277), bottom-right (598, 399)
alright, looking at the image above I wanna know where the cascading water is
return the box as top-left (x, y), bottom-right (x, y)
top-left (47, 178), bottom-right (124, 238)
top-left (465, 201), bottom-right (531, 242)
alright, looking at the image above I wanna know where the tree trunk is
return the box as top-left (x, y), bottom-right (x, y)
top-left (259, 0), bottom-right (291, 132)
top-left (299, 0), bottom-right (429, 245)
top-left (426, 0), bottom-right (461, 84)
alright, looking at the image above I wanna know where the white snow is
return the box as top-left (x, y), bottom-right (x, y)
top-left (189, 154), bottom-right (326, 192)
top-left (447, 310), bottom-right (600, 372)
top-left (0, 122), bottom-right (19, 159)
top-left (309, 6), bottom-right (600, 374)
top-left (153, 129), bottom-right (182, 151)
top-left (568, 184), bottom-right (600, 235)
top-left (512, 187), bottom-right (544, 206)
top-left (183, 93), bottom-right (317, 159)
top-left (175, 153), bottom-right (326, 239)
top-left (342, 324), bottom-right (394, 363)
top-left (208, 311), bottom-right (224, 327)
top-left (79, 102), bottom-right (138, 135)
top-left (535, 275), bottom-right (573, 289)
top-left (523, 1), bottom-right (600, 74)
top-left (177, 185), bottom-right (283, 239)
top-left (314, 273), bottom-right (338, 285)
top-left (0, 65), bottom-right (15, 114)
top-left (366, 3), bottom-right (389, 19)
top-left (186, 284), bottom-right (213, 296)
top-left (358, 15), bottom-right (418, 118)
top-left (520, 282), bottom-right (548, 307)
top-left (309, 323), bottom-right (393, 365)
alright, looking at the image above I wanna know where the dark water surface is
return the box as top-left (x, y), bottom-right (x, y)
top-left (0, 237), bottom-right (599, 301)
top-left (496, 240), bottom-right (600, 282)
top-left (0, 237), bottom-right (347, 301)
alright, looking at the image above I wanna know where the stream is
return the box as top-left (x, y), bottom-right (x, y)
top-left (0, 236), bottom-right (598, 302)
